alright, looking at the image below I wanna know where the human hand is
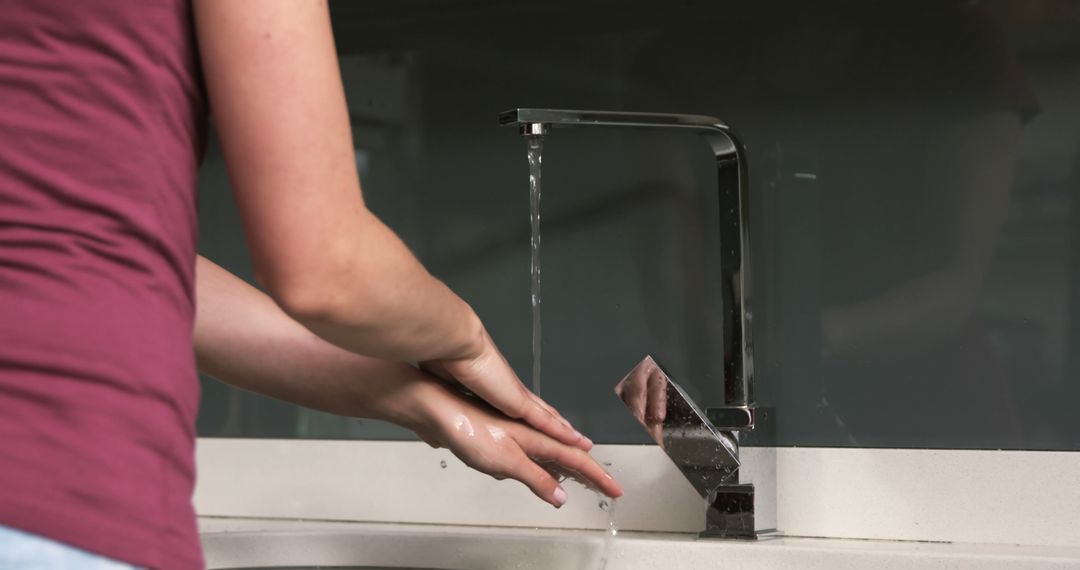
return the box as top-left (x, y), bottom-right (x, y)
top-left (421, 328), bottom-right (591, 452)
top-left (406, 378), bottom-right (623, 507)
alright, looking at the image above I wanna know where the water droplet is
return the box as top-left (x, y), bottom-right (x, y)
top-left (440, 460), bottom-right (447, 469)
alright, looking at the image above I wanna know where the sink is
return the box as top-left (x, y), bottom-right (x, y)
top-left (201, 518), bottom-right (1080, 570)
top-left (200, 518), bottom-right (601, 570)
top-left (201, 518), bottom-right (1080, 569)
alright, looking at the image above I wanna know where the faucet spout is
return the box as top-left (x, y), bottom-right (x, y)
top-left (502, 107), bottom-right (768, 539)
top-left (501, 107), bottom-right (754, 411)
top-left (519, 122), bottom-right (549, 138)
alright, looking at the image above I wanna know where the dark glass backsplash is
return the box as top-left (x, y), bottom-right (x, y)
top-left (197, 0), bottom-right (1080, 450)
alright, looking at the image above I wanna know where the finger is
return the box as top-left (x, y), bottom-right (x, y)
top-left (529, 391), bottom-right (568, 427)
top-left (618, 380), bottom-right (648, 425)
top-left (534, 459), bottom-right (586, 487)
top-left (647, 423), bottom-right (665, 445)
top-left (646, 373), bottom-right (668, 424)
top-left (418, 360), bottom-right (452, 382)
top-left (528, 392), bottom-right (591, 450)
top-left (507, 453), bottom-right (570, 507)
top-left (518, 398), bottom-right (587, 449)
top-left (448, 350), bottom-right (584, 449)
top-left (517, 429), bottom-right (623, 499)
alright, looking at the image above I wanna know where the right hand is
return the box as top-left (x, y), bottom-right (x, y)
top-left (421, 327), bottom-right (592, 452)
top-left (407, 377), bottom-right (624, 507)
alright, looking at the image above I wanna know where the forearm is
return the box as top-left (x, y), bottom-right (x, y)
top-left (195, 256), bottom-right (621, 503)
top-left (193, 1), bottom-right (583, 451)
top-left (194, 255), bottom-right (440, 428)
top-left (823, 267), bottom-right (977, 357)
top-left (280, 210), bottom-right (484, 363)
top-left (823, 112), bottom-right (1018, 359)
top-left (194, 0), bottom-right (480, 364)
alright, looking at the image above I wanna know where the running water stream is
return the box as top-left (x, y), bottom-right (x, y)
top-left (527, 135), bottom-right (544, 395)
top-left (526, 135), bottom-right (617, 569)
top-left (598, 495), bottom-right (618, 570)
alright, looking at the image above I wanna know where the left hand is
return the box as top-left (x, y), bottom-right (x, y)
top-left (420, 328), bottom-right (592, 452)
top-left (404, 376), bottom-right (622, 508)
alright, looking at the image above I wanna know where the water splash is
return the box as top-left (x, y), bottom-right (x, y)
top-left (527, 136), bottom-right (544, 395)
top-left (597, 494), bottom-right (618, 570)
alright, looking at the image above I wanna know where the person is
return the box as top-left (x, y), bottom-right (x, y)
top-left (0, 1), bottom-right (622, 568)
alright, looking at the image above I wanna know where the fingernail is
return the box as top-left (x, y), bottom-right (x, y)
top-left (573, 430), bottom-right (584, 440)
top-left (583, 436), bottom-right (594, 447)
top-left (553, 486), bottom-right (568, 507)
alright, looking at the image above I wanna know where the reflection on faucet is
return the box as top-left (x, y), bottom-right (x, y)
top-left (615, 356), bottom-right (739, 493)
top-left (616, 356), bottom-right (768, 539)
top-left (615, 356), bottom-right (669, 445)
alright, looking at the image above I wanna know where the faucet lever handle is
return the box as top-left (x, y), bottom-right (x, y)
top-left (706, 405), bottom-right (756, 431)
top-left (615, 355), bottom-right (741, 500)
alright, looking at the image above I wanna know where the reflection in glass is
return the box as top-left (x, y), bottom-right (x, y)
top-left (196, 0), bottom-right (1080, 451)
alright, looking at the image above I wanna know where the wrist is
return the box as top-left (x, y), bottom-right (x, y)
top-left (366, 368), bottom-right (449, 436)
top-left (337, 361), bottom-right (434, 430)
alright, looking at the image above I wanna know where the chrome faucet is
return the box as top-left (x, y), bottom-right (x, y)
top-left (500, 108), bottom-right (771, 539)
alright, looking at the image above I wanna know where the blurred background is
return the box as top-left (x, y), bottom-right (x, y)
top-left (196, 0), bottom-right (1080, 450)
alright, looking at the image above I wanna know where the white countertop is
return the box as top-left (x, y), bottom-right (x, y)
top-left (199, 517), bottom-right (1080, 569)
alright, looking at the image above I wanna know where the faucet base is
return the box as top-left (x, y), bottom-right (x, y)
top-left (701, 455), bottom-right (778, 541)
top-left (701, 483), bottom-right (759, 540)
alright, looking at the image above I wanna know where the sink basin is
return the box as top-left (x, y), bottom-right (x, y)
top-left (201, 518), bottom-right (1080, 570)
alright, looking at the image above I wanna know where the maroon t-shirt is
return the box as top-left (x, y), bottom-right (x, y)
top-left (0, 0), bottom-right (207, 567)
